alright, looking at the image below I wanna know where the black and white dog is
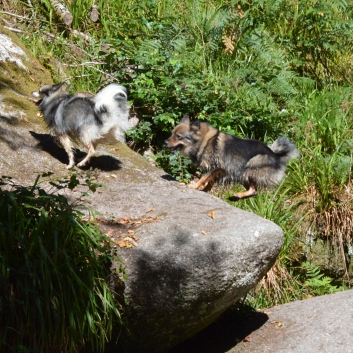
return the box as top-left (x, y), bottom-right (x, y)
top-left (32, 82), bottom-right (138, 168)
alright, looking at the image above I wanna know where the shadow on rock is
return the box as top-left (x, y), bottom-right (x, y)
top-left (160, 174), bottom-right (177, 181)
top-left (109, 227), bottom-right (257, 352)
top-left (169, 303), bottom-right (269, 353)
top-left (0, 125), bottom-right (34, 150)
top-left (30, 131), bottom-right (122, 171)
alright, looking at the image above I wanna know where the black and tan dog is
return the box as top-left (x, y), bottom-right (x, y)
top-left (166, 114), bottom-right (298, 199)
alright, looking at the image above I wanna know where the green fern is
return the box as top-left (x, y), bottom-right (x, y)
top-left (302, 262), bottom-right (343, 296)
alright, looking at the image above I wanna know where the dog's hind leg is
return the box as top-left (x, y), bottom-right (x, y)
top-left (77, 142), bottom-right (96, 168)
top-left (189, 168), bottom-right (225, 192)
top-left (231, 184), bottom-right (257, 200)
top-left (59, 135), bottom-right (76, 169)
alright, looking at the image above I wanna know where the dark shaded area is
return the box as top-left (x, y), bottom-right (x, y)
top-left (30, 131), bottom-right (122, 171)
top-left (169, 303), bottom-right (268, 353)
top-left (228, 195), bottom-right (242, 202)
top-left (0, 113), bottom-right (21, 126)
top-left (0, 126), bottom-right (33, 150)
top-left (161, 174), bottom-right (177, 181)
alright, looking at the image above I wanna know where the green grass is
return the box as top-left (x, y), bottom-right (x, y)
top-left (0, 173), bottom-right (122, 352)
top-left (226, 183), bottom-right (309, 307)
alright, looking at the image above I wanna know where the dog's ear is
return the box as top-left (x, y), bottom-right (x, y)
top-left (52, 82), bottom-right (65, 92)
top-left (190, 120), bottom-right (200, 131)
top-left (180, 114), bottom-right (190, 125)
top-left (60, 83), bottom-right (71, 92)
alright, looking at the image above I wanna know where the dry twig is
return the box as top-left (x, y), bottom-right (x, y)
top-left (50, 0), bottom-right (73, 26)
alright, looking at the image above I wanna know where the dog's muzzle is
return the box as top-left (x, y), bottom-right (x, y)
top-left (165, 140), bottom-right (183, 152)
top-left (31, 91), bottom-right (43, 105)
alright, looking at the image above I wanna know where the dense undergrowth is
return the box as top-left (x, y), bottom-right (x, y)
top-left (1, 0), bottom-right (353, 349)
top-left (0, 173), bottom-right (122, 352)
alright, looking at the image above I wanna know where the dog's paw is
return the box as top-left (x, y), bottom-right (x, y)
top-left (76, 161), bottom-right (86, 168)
top-left (128, 117), bottom-right (139, 128)
top-left (66, 164), bottom-right (75, 169)
top-left (188, 183), bottom-right (200, 190)
top-left (230, 189), bottom-right (258, 200)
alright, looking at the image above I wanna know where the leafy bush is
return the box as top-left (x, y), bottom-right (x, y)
top-left (155, 150), bottom-right (197, 183)
top-left (0, 173), bottom-right (121, 352)
top-left (235, 0), bottom-right (353, 81)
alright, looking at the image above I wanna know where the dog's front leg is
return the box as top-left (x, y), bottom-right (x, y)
top-left (188, 168), bottom-right (225, 192)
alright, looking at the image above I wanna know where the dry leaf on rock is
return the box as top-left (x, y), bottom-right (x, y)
top-left (123, 237), bottom-right (138, 247)
top-left (94, 213), bottom-right (161, 249)
top-left (119, 217), bottom-right (132, 224)
top-left (117, 241), bottom-right (133, 248)
top-left (207, 210), bottom-right (216, 219)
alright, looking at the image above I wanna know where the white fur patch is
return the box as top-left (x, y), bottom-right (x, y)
top-left (94, 84), bottom-right (127, 111)
top-left (93, 84), bottom-right (131, 140)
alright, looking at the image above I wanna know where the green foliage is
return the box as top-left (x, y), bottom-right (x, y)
top-left (296, 88), bottom-right (353, 153)
top-left (288, 87), bottom-right (353, 210)
top-left (302, 262), bottom-right (343, 296)
top-left (155, 151), bottom-right (196, 183)
top-left (0, 173), bottom-right (121, 352)
top-left (236, 0), bottom-right (353, 81)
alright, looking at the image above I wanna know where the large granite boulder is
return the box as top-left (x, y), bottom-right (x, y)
top-left (102, 182), bottom-right (283, 352)
top-left (0, 26), bottom-right (284, 352)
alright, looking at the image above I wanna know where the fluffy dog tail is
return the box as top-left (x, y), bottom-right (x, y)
top-left (94, 84), bottom-right (127, 112)
top-left (93, 84), bottom-right (131, 142)
top-left (270, 137), bottom-right (299, 164)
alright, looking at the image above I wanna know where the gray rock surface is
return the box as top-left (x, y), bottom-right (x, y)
top-left (229, 289), bottom-right (353, 353)
top-left (0, 27), bottom-right (284, 353)
top-left (103, 179), bottom-right (283, 352)
top-left (170, 289), bottom-right (353, 353)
